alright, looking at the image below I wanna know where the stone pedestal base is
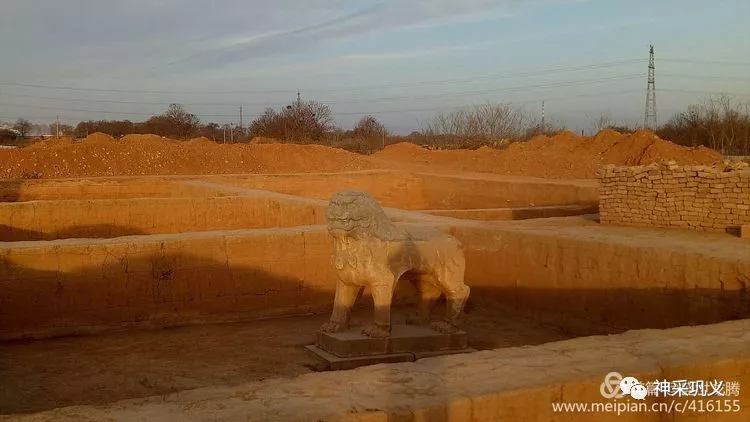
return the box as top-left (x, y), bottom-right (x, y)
top-left (741, 224), bottom-right (749, 239)
top-left (305, 324), bottom-right (474, 370)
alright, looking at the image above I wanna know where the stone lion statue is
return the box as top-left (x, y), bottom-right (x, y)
top-left (320, 190), bottom-right (470, 338)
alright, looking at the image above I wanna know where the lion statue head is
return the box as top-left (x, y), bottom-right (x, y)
top-left (326, 190), bottom-right (399, 241)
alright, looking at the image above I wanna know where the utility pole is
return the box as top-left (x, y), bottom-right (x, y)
top-left (56, 115), bottom-right (60, 139)
top-left (644, 44), bottom-right (657, 130)
top-left (541, 101), bottom-right (545, 129)
top-left (230, 124), bottom-right (234, 143)
top-left (239, 106), bottom-right (243, 132)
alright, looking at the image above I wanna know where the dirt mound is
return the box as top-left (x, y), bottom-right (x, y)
top-left (371, 130), bottom-right (722, 179)
top-left (381, 142), bottom-right (424, 154)
top-left (248, 137), bottom-right (278, 144)
top-left (185, 137), bottom-right (214, 145)
top-left (83, 132), bottom-right (116, 144)
top-left (592, 128), bottom-right (622, 143)
top-left (377, 142), bottom-right (433, 162)
top-left (0, 135), bottom-right (372, 179)
top-left (121, 134), bottom-right (172, 144)
top-left (0, 130), bottom-right (722, 180)
top-left (25, 137), bottom-right (75, 150)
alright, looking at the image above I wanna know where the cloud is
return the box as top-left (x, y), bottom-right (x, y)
top-left (165, 4), bottom-right (382, 68)
top-left (229, 12), bottom-right (659, 78)
top-left (161, 0), bottom-right (523, 69)
top-left (0, 0), bottom-right (548, 77)
top-left (0, 0), bottom-right (582, 85)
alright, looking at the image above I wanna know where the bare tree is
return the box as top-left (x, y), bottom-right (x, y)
top-left (13, 118), bottom-right (32, 138)
top-left (164, 103), bottom-right (201, 139)
top-left (421, 102), bottom-right (535, 148)
top-left (353, 115), bottom-right (388, 139)
top-left (591, 113), bottom-right (613, 134)
top-left (658, 95), bottom-right (750, 154)
top-left (249, 100), bottom-right (334, 142)
top-left (423, 103), bottom-right (531, 139)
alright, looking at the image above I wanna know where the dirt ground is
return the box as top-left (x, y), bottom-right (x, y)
top-left (0, 304), bottom-right (569, 415)
top-left (0, 129), bottom-right (722, 180)
top-left (0, 129), bottom-right (730, 418)
top-left (371, 129), bottom-right (722, 179)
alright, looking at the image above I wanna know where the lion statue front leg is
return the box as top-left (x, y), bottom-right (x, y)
top-left (319, 279), bottom-right (394, 338)
top-left (360, 282), bottom-right (394, 338)
top-left (319, 280), bottom-right (362, 333)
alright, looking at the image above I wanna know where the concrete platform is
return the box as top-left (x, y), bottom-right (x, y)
top-left (306, 324), bottom-right (473, 370)
top-left (304, 344), bottom-right (476, 371)
top-left (315, 324), bottom-right (468, 357)
top-left (304, 345), bottom-right (415, 370)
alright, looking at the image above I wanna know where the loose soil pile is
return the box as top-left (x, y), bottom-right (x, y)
top-left (0, 136), bottom-right (371, 179)
top-left (82, 132), bottom-right (116, 144)
top-left (373, 129), bottom-right (722, 179)
top-left (0, 130), bottom-right (722, 179)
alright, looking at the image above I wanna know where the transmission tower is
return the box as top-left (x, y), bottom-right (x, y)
top-left (644, 45), bottom-right (657, 129)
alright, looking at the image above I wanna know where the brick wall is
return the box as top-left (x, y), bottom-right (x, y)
top-left (598, 160), bottom-right (750, 231)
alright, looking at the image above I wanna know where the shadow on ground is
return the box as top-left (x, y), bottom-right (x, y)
top-left (0, 224), bottom-right (149, 241)
top-left (0, 181), bottom-right (21, 202)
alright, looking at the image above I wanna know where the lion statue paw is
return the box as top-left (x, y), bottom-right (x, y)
top-left (431, 320), bottom-right (460, 334)
top-left (319, 321), bottom-right (347, 333)
top-left (362, 324), bottom-right (391, 338)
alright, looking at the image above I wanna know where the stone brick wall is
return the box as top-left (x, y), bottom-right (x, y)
top-left (598, 160), bottom-right (750, 231)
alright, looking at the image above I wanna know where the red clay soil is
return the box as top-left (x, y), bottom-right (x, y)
top-left (82, 132), bottom-right (116, 144)
top-left (372, 129), bottom-right (723, 179)
top-left (0, 135), bottom-right (372, 179)
top-left (0, 130), bottom-right (722, 180)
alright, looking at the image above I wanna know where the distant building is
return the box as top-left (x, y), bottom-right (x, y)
top-left (0, 124), bottom-right (21, 136)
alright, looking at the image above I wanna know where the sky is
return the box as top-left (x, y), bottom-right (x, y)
top-left (0, 0), bottom-right (748, 134)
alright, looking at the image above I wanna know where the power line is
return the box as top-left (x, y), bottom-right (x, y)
top-left (0, 73), bottom-right (645, 109)
top-left (5, 72), bottom-right (744, 107)
top-left (0, 89), bottom-right (643, 121)
top-left (0, 93), bottom-right (241, 107)
top-left (0, 102), bottom-right (248, 118)
top-left (2, 83), bottom-right (748, 124)
top-left (660, 58), bottom-right (750, 66)
top-left (6, 87), bottom-right (744, 124)
top-left (336, 89), bottom-right (645, 116)
top-left (660, 88), bottom-right (750, 97)
top-left (660, 73), bottom-right (749, 82)
top-left (328, 74), bottom-right (645, 103)
top-left (309, 59), bottom-right (647, 91)
top-left (6, 84), bottom-right (748, 120)
top-left (0, 59), bottom-right (645, 95)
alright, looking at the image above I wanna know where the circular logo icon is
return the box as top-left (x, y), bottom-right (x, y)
top-left (630, 384), bottom-right (648, 400)
top-left (619, 377), bottom-right (640, 395)
top-left (600, 372), bottom-right (625, 399)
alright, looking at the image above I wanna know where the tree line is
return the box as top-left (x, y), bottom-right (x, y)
top-left (3, 95), bottom-right (749, 155)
